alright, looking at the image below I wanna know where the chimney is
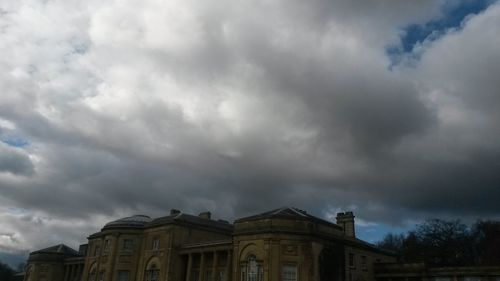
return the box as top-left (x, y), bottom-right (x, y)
top-left (336, 211), bottom-right (355, 238)
top-left (170, 209), bottom-right (181, 215)
top-left (199, 211), bottom-right (211, 219)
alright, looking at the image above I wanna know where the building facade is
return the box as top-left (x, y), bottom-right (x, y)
top-left (24, 207), bottom-right (396, 281)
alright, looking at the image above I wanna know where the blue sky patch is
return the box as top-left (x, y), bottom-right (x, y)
top-left (357, 223), bottom-right (411, 244)
top-left (1, 136), bottom-right (29, 148)
top-left (388, 0), bottom-right (496, 65)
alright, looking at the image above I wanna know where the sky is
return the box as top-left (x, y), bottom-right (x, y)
top-left (1, 0), bottom-right (500, 267)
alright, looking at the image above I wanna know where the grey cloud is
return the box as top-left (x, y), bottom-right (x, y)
top-left (0, 144), bottom-right (34, 176)
top-left (0, 0), bottom-right (500, 255)
top-left (414, 3), bottom-right (500, 112)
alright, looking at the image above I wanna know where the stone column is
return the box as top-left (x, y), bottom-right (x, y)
top-left (186, 254), bottom-right (193, 281)
top-left (74, 265), bottom-right (78, 281)
top-left (211, 251), bottom-right (218, 281)
top-left (200, 252), bottom-right (206, 281)
top-left (225, 250), bottom-right (232, 281)
top-left (72, 265), bottom-right (76, 281)
top-left (78, 264), bottom-right (83, 281)
top-left (74, 265), bottom-right (77, 281)
top-left (63, 265), bottom-right (70, 281)
top-left (109, 235), bottom-right (119, 281)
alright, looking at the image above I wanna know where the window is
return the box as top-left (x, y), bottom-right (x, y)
top-left (205, 270), bottom-right (212, 281)
top-left (89, 267), bottom-right (97, 281)
top-left (191, 270), bottom-right (200, 281)
top-left (94, 245), bottom-right (101, 256)
top-left (281, 265), bottom-right (297, 281)
top-left (123, 239), bottom-right (134, 251)
top-left (152, 238), bottom-right (160, 250)
top-left (349, 253), bottom-right (355, 268)
top-left (218, 271), bottom-right (225, 281)
top-left (103, 239), bottom-right (110, 253)
top-left (145, 264), bottom-right (159, 281)
top-left (117, 271), bottom-right (129, 281)
top-left (241, 255), bottom-right (263, 281)
top-left (361, 256), bottom-right (367, 271)
top-left (240, 266), bottom-right (246, 281)
top-left (98, 271), bottom-right (104, 281)
top-left (247, 256), bottom-right (258, 281)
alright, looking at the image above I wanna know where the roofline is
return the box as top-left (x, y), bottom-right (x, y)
top-left (235, 214), bottom-right (342, 230)
top-left (234, 228), bottom-right (394, 256)
top-left (181, 240), bottom-right (233, 249)
top-left (30, 244), bottom-right (79, 255)
top-left (89, 215), bottom-right (233, 239)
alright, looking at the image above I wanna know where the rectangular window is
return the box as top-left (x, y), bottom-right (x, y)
top-left (282, 265), bottom-right (297, 281)
top-left (145, 269), bottom-right (159, 281)
top-left (349, 253), bottom-right (355, 268)
top-left (151, 270), bottom-right (159, 281)
top-left (117, 271), bottom-right (129, 281)
top-left (98, 271), bottom-right (104, 281)
top-left (122, 239), bottom-right (134, 251)
top-left (218, 270), bottom-right (225, 281)
top-left (152, 238), bottom-right (160, 250)
top-left (103, 239), bottom-right (110, 253)
top-left (361, 256), bottom-right (367, 270)
top-left (205, 270), bottom-right (212, 281)
top-left (192, 270), bottom-right (200, 281)
top-left (240, 266), bottom-right (246, 281)
top-left (94, 245), bottom-right (101, 257)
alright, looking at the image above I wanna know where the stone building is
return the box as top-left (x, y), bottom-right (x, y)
top-left (24, 207), bottom-right (396, 281)
top-left (24, 244), bottom-right (86, 281)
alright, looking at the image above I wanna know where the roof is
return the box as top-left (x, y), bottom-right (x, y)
top-left (235, 207), bottom-right (342, 229)
top-left (103, 214), bottom-right (152, 229)
top-left (146, 213), bottom-right (233, 232)
top-left (100, 212), bottom-right (232, 232)
top-left (234, 207), bottom-right (392, 255)
top-left (32, 244), bottom-right (79, 256)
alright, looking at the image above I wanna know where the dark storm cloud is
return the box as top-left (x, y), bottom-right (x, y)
top-left (0, 0), bottom-right (500, 254)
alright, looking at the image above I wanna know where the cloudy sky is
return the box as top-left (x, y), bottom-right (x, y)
top-left (1, 0), bottom-right (500, 266)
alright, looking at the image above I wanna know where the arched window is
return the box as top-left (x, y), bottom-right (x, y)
top-left (88, 269), bottom-right (96, 281)
top-left (240, 255), bottom-right (263, 281)
top-left (88, 263), bottom-right (97, 281)
top-left (145, 264), bottom-right (159, 281)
